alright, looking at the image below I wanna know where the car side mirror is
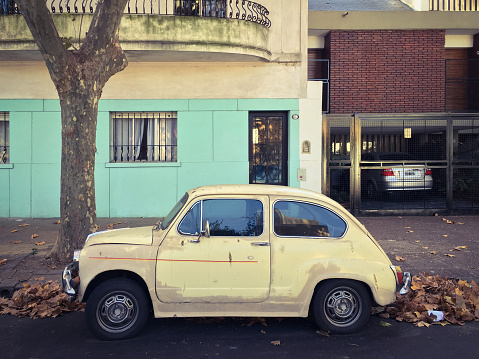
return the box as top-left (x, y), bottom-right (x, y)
top-left (201, 220), bottom-right (210, 238)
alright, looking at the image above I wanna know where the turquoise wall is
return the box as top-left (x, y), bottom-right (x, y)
top-left (0, 99), bottom-right (300, 218)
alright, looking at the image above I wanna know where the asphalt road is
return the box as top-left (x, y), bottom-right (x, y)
top-left (1, 312), bottom-right (478, 359)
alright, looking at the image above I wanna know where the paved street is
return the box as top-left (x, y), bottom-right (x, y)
top-left (1, 311), bottom-right (478, 358)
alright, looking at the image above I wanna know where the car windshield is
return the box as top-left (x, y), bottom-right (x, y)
top-left (161, 193), bottom-right (189, 230)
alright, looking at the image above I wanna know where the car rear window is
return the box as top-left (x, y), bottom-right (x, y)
top-left (273, 201), bottom-right (346, 238)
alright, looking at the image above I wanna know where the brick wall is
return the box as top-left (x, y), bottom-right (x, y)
top-left (328, 30), bottom-right (445, 113)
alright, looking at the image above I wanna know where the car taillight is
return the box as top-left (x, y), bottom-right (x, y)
top-left (396, 270), bottom-right (404, 285)
top-left (425, 168), bottom-right (432, 175)
top-left (381, 168), bottom-right (394, 176)
top-left (392, 265), bottom-right (404, 284)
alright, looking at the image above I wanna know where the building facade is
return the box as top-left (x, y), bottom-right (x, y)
top-left (1, 1), bottom-right (479, 218)
top-left (0, 0), bottom-right (324, 218)
top-left (308, 4), bottom-right (479, 214)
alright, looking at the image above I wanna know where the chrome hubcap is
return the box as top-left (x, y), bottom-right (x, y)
top-left (325, 287), bottom-right (361, 327)
top-left (97, 293), bottom-right (138, 333)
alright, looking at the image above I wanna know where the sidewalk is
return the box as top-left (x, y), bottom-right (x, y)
top-left (0, 217), bottom-right (155, 297)
top-left (1, 214), bottom-right (478, 298)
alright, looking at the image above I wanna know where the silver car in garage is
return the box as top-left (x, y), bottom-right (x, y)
top-left (362, 152), bottom-right (433, 199)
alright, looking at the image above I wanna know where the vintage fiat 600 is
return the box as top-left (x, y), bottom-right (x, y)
top-left (63, 184), bottom-right (410, 340)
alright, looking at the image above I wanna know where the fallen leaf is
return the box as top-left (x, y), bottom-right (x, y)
top-left (395, 256), bottom-right (406, 262)
top-left (430, 251), bottom-right (438, 255)
top-left (442, 235), bottom-right (448, 237)
top-left (271, 340), bottom-right (281, 346)
top-left (260, 330), bottom-right (266, 334)
top-left (378, 273), bottom-right (479, 327)
top-left (454, 246), bottom-right (468, 251)
top-left (244, 317), bottom-right (267, 327)
top-left (54, 220), bottom-right (60, 224)
top-left (422, 247), bottom-right (429, 249)
top-left (11, 229), bottom-right (18, 233)
top-left (35, 241), bottom-right (46, 246)
top-left (444, 254), bottom-right (455, 258)
top-left (0, 259), bottom-right (6, 266)
top-left (316, 330), bottom-right (329, 337)
top-left (415, 321), bottom-right (431, 328)
top-left (379, 321), bottom-right (392, 327)
top-left (18, 223), bottom-right (29, 227)
top-left (0, 281), bottom-right (85, 318)
top-left (11, 240), bottom-right (22, 244)
top-left (30, 234), bottom-right (39, 239)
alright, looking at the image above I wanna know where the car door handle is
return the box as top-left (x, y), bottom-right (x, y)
top-left (251, 242), bottom-right (270, 247)
top-left (189, 238), bottom-right (200, 243)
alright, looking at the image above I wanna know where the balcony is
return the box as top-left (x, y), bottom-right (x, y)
top-left (0, 0), bottom-right (272, 62)
top-left (430, 0), bottom-right (478, 11)
top-left (400, 0), bottom-right (479, 11)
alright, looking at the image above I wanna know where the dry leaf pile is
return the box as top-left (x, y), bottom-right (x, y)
top-left (0, 281), bottom-right (84, 319)
top-left (375, 273), bottom-right (479, 327)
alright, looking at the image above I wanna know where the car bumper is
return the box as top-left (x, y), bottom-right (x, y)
top-left (380, 178), bottom-right (433, 191)
top-left (62, 261), bottom-right (79, 301)
top-left (397, 272), bottom-right (411, 295)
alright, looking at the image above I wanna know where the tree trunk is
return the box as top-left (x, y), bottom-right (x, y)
top-left (52, 82), bottom-right (99, 260)
top-left (17, 0), bottom-right (129, 262)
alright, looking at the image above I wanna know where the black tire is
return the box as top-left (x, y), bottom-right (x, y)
top-left (85, 278), bottom-right (150, 341)
top-left (313, 280), bottom-right (371, 334)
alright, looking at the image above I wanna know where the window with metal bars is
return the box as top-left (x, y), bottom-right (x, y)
top-left (110, 112), bottom-right (177, 163)
top-left (0, 112), bottom-right (9, 164)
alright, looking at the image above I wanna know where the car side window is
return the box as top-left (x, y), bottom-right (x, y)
top-left (178, 202), bottom-right (201, 235)
top-left (273, 201), bottom-right (346, 238)
top-left (203, 199), bottom-right (263, 237)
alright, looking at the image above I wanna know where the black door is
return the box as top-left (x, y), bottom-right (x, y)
top-left (249, 112), bottom-right (288, 185)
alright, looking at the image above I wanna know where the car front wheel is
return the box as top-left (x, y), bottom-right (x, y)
top-left (313, 280), bottom-right (371, 334)
top-left (85, 278), bottom-right (150, 340)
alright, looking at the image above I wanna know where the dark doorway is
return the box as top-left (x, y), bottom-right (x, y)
top-left (249, 112), bottom-right (288, 185)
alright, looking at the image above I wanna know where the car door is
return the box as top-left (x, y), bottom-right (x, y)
top-left (156, 196), bottom-right (271, 303)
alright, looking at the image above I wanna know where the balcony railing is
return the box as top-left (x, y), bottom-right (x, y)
top-left (1, 1), bottom-right (271, 28)
top-left (430, 0), bottom-right (479, 11)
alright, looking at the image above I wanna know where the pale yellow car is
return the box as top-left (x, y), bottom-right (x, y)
top-left (62, 184), bottom-right (410, 340)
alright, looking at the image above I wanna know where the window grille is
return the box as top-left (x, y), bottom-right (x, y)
top-left (111, 112), bottom-right (177, 163)
top-left (0, 112), bottom-right (9, 164)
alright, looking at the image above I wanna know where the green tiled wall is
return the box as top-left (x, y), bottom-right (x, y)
top-left (0, 99), bottom-right (300, 218)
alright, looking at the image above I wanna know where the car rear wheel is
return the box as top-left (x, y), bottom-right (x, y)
top-left (85, 278), bottom-right (150, 341)
top-left (313, 280), bottom-right (371, 334)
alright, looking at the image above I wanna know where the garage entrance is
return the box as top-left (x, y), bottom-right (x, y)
top-left (323, 113), bottom-right (479, 215)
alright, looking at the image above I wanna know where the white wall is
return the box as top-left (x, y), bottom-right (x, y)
top-left (298, 81), bottom-right (323, 193)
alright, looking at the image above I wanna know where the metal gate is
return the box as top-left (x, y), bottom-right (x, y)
top-left (324, 113), bottom-right (479, 215)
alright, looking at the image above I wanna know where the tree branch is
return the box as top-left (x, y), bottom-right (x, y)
top-left (17, 0), bottom-right (69, 74)
top-left (83, 0), bottom-right (129, 54)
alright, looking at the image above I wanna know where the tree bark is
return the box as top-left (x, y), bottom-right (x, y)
top-left (17, 0), bottom-right (129, 261)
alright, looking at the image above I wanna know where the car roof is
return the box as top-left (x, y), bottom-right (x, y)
top-left (187, 184), bottom-right (331, 202)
